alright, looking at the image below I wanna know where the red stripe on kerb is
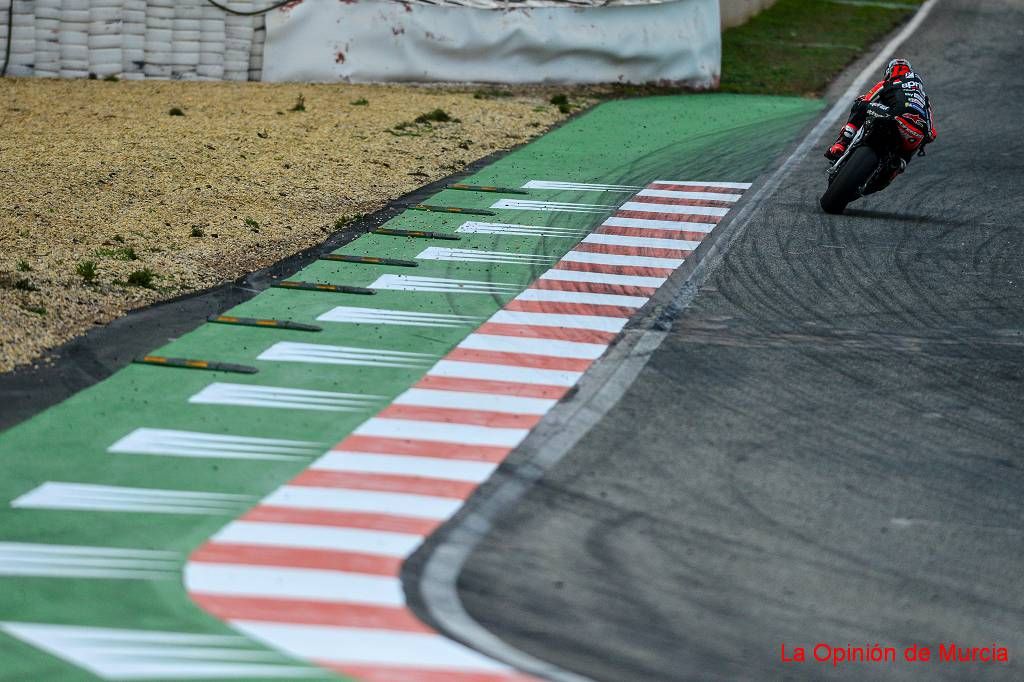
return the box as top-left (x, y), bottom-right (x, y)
top-left (648, 183), bottom-right (743, 194)
top-left (335, 434), bottom-right (512, 463)
top-left (415, 375), bottom-right (569, 400)
top-left (615, 209), bottom-right (720, 224)
top-left (476, 322), bottom-right (617, 345)
top-left (596, 225), bottom-right (710, 242)
top-left (573, 242), bottom-right (691, 259)
top-left (321, 663), bottom-right (538, 682)
top-left (192, 594), bottom-right (431, 632)
top-left (630, 194), bottom-right (733, 208)
top-left (553, 260), bottom-right (675, 278)
top-left (504, 299), bottom-right (635, 318)
top-left (380, 404), bottom-right (541, 429)
top-left (242, 505), bottom-right (440, 535)
top-left (529, 279), bottom-right (657, 297)
top-left (190, 542), bottom-right (404, 576)
top-left (447, 347), bottom-right (593, 372)
top-left (292, 470), bottom-right (477, 499)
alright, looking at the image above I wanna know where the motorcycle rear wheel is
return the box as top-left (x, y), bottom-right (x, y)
top-left (820, 146), bottom-right (879, 214)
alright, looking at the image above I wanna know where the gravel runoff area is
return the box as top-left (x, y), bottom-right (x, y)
top-left (0, 78), bottom-right (583, 373)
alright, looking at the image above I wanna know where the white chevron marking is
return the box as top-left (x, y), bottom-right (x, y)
top-left (0, 623), bottom-right (320, 679)
top-left (188, 384), bottom-right (382, 413)
top-left (0, 543), bottom-right (179, 580)
top-left (456, 221), bottom-right (584, 238)
top-left (11, 483), bottom-right (253, 515)
top-left (317, 306), bottom-right (482, 328)
top-left (416, 247), bottom-right (555, 265)
top-left (369, 275), bottom-right (520, 295)
top-left (521, 180), bottom-right (639, 192)
top-left (109, 428), bottom-right (324, 461)
top-left (258, 342), bottom-right (433, 368)
top-left (490, 199), bottom-right (613, 214)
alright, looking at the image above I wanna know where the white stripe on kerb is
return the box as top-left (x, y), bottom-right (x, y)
top-left (619, 201), bottom-right (729, 217)
top-left (562, 250), bottom-right (685, 269)
top-left (263, 486), bottom-right (461, 522)
top-left (355, 418), bottom-right (528, 449)
top-left (232, 621), bottom-right (517, 672)
top-left (651, 180), bottom-right (752, 189)
top-left (489, 310), bottom-right (628, 333)
top-left (429, 360), bottom-right (582, 387)
top-left (213, 521), bottom-right (425, 556)
top-left (316, 452), bottom-right (498, 483)
top-left (185, 563), bottom-right (405, 606)
top-left (583, 233), bottom-right (702, 251)
top-left (636, 188), bottom-right (742, 202)
top-left (540, 268), bottom-right (667, 288)
top-left (515, 288), bottom-right (648, 308)
top-left (602, 216), bottom-right (716, 233)
top-left (109, 428), bottom-right (324, 461)
top-left (459, 333), bottom-right (608, 359)
top-left (394, 388), bottom-right (557, 414)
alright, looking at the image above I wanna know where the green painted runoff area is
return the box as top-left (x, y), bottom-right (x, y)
top-left (0, 94), bottom-right (822, 680)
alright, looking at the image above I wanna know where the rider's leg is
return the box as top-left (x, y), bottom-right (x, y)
top-left (825, 101), bottom-right (869, 161)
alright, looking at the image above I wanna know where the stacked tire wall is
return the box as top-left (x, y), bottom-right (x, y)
top-left (1, 0), bottom-right (266, 80)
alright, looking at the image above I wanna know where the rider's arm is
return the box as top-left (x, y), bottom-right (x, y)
top-left (925, 100), bottom-right (938, 141)
top-left (860, 80), bottom-right (886, 102)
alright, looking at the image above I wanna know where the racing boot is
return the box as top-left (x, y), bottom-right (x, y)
top-left (825, 123), bottom-right (859, 161)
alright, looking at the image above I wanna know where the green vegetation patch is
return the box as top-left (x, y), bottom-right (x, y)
top-left (721, 0), bottom-right (926, 96)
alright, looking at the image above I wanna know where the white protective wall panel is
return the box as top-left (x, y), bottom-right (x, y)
top-left (263, 0), bottom-right (720, 85)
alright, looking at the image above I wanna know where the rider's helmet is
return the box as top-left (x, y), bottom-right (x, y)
top-left (884, 58), bottom-right (913, 80)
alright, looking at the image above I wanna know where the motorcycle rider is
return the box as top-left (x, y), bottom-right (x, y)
top-left (825, 58), bottom-right (937, 170)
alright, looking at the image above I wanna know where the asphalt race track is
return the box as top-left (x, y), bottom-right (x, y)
top-left (447, 1), bottom-right (1024, 680)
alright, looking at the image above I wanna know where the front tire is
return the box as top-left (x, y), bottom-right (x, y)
top-left (820, 146), bottom-right (879, 214)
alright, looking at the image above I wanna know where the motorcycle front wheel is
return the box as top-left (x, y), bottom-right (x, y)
top-left (820, 146), bottom-right (880, 214)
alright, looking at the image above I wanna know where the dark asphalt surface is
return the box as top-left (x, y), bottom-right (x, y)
top-left (450, 2), bottom-right (1024, 680)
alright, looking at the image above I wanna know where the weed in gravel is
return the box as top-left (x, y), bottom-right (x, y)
top-left (127, 268), bottom-right (156, 288)
top-left (13, 278), bottom-right (38, 292)
top-left (16, 260), bottom-right (31, 272)
top-left (190, 226), bottom-right (205, 238)
top-left (351, 98), bottom-right (369, 106)
top-left (549, 94), bottom-right (569, 106)
top-left (76, 260), bottom-right (98, 283)
top-left (23, 305), bottom-right (46, 316)
top-left (113, 235), bottom-right (125, 243)
top-left (103, 75), bottom-right (119, 82)
top-left (289, 93), bottom-right (306, 112)
top-left (473, 89), bottom-right (512, 100)
top-left (95, 246), bottom-right (138, 261)
top-left (244, 217), bottom-right (260, 232)
top-left (414, 109), bottom-right (453, 124)
top-left (334, 215), bottom-right (362, 230)
top-left (168, 107), bottom-right (186, 117)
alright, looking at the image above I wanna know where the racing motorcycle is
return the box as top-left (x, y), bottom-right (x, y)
top-left (819, 103), bottom-right (922, 214)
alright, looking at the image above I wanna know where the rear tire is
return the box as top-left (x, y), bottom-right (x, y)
top-left (820, 146), bottom-right (879, 214)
